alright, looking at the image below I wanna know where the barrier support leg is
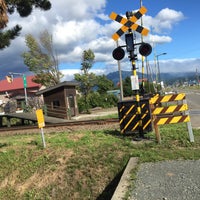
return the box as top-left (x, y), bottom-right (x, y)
top-left (154, 122), bottom-right (161, 144)
top-left (186, 121), bottom-right (194, 142)
top-left (183, 99), bottom-right (194, 142)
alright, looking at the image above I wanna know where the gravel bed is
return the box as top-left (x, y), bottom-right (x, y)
top-left (130, 160), bottom-right (200, 200)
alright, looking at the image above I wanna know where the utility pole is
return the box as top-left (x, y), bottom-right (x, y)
top-left (155, 53), bottom-right (167, 94)
top-left (196, 68), bottom-right (199, 86)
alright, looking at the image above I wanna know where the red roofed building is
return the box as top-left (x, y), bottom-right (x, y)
top-left (0, 75), bottom-right (43, 111)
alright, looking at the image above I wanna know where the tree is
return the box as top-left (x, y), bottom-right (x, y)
top-left (123, 76), bottom-right (132, 97)
top-left (96, 75), bottom-right (114, 94)
top-left (74, 49), bottom-right (96, 113)
top-left (0, 0), bottom-right (51, 49)
top-left (22, 30), bottom-right (63, 87)
top-left (0, 0), bottom-right (8, 29)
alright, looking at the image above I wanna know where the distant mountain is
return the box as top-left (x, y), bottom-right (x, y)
top-left (106, 70), bottom-right (197, 85)
top-left (106, 71), bottom-right (144, 86)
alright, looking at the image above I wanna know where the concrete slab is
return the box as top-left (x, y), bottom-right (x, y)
top-left (111, 157), bottom-right (139, 200)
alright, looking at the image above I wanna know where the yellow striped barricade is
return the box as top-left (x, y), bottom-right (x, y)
top-left (149, 93), bottom-right (194, 143)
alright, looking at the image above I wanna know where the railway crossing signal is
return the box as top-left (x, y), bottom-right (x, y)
top-left (110, 5), bottom-right (152, 139)
top-left (109, 6), bottom-right (149, 41)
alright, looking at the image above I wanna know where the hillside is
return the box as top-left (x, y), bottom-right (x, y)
top-left (106, 70), bottom-right (197, 85)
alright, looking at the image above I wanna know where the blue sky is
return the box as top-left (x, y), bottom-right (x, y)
top-left (106, 0), bottom-right (200, 60)
top-left (1, 0), bottom-right (200, 80)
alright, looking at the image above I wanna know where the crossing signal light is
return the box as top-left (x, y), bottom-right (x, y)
top-left (112, 47), bottom-right (125, 60)
top-left (139, 43), bottom-right (152, 57)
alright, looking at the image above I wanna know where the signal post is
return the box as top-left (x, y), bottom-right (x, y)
top-left (110, 6), bottom-right (152, 137)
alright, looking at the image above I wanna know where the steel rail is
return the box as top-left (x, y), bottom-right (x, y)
top-left (0, 118), bottom-right (119, 133)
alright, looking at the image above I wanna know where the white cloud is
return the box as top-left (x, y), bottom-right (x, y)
top-left (149, 34), bottom-right (172, 44)
top-left (150, 8), bottom-right (184, 33)
top-left (149, 58), bottom-right (200, 73)
top-left (53, 19), bottom-right (101, 47)
top-left (0, 1), bottom-right (193, 80)
top-left (50, 0), bottom-right (106, 21)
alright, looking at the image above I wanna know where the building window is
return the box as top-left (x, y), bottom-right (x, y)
top-left (52, 100), bottom-right (60, 109)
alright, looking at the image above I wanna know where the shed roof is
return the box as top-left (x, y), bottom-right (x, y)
top-left (36, 81), bottom-right (78, 95)
top-left (0, 75), bottom-right (41, 93)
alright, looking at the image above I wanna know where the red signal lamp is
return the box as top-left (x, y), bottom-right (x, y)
top-left (139, 43), bottom-right (152, 57)
top-left (112, 47), bottom-right (125, 60)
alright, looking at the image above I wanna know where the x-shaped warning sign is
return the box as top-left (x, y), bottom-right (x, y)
top-left (110, 6), bottom-right (149, 41)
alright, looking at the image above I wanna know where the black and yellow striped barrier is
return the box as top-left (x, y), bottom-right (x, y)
top-left (154, 115), bottom-right (190, 126)
top-left (150, 93), bottom-right (194, 143)
top-left (150, 93), bottom-right (189, 126)
top-left (118, 99), bottom-right (152, 134)
top-left (152, 104), bottom-right (188, 115)
top-left (150, 93), bottom-right (186, 104)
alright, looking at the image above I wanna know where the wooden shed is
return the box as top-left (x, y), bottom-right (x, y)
top-left (36, 81), bottom-right (79, 119)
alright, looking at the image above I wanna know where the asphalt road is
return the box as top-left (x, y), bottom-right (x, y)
top-left (185, 90), bottom-right (200, 110)
top-left (184, 90), bottom-right (200, 128)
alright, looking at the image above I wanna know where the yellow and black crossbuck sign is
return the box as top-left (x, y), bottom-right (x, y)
top-left (109, 6), bottom-right (149, 40)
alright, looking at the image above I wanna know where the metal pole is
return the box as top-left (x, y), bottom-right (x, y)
top-left (125, 31), bottom-right (143, 138)
top-left (125, 10), bottom-right (143, 138)
top-left (9, 72), bottom-right (28, 106)
top-left (116, 40), bottom-right (124, 101)
top-left (22, 74), bottom-right (28, 106)
top-left (140, 0), bottom-right (145, 95)
top-left (40, 128), bottom-right (46, 148)
top-left (132, 59), bottom-right (144, 138)
top-left (155, 53), bottom-right (167, 93)
top-left (24, 87), bottom-right (28, 106)
top-left (156, 55), bottom-right (161, 84)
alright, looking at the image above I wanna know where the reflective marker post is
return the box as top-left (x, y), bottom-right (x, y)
top-left (36, 109), bottom-right (46, 148)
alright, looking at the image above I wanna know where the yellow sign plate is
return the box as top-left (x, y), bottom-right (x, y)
top-left (36, 109), bottom-right (45, 128)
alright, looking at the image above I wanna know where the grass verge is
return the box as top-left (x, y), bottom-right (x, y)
top-left (0, 123), bottom-right (200, 199)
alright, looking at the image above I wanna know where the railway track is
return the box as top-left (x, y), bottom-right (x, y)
top-left (0, 118), bottom-right (119, 135)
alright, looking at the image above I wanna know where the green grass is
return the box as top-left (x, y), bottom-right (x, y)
top-left (0, 123), bottom-right (200, 199)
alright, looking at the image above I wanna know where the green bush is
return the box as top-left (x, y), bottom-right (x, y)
top-left (88, 92), bottom-right (118, 108)
top-left (77, 92), bottom-right (118, 113)
top-left (77, 96), bottom-right (88, 113)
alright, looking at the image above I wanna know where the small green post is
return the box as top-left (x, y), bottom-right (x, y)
top-left (23, 75), bottom-right (27, 88)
